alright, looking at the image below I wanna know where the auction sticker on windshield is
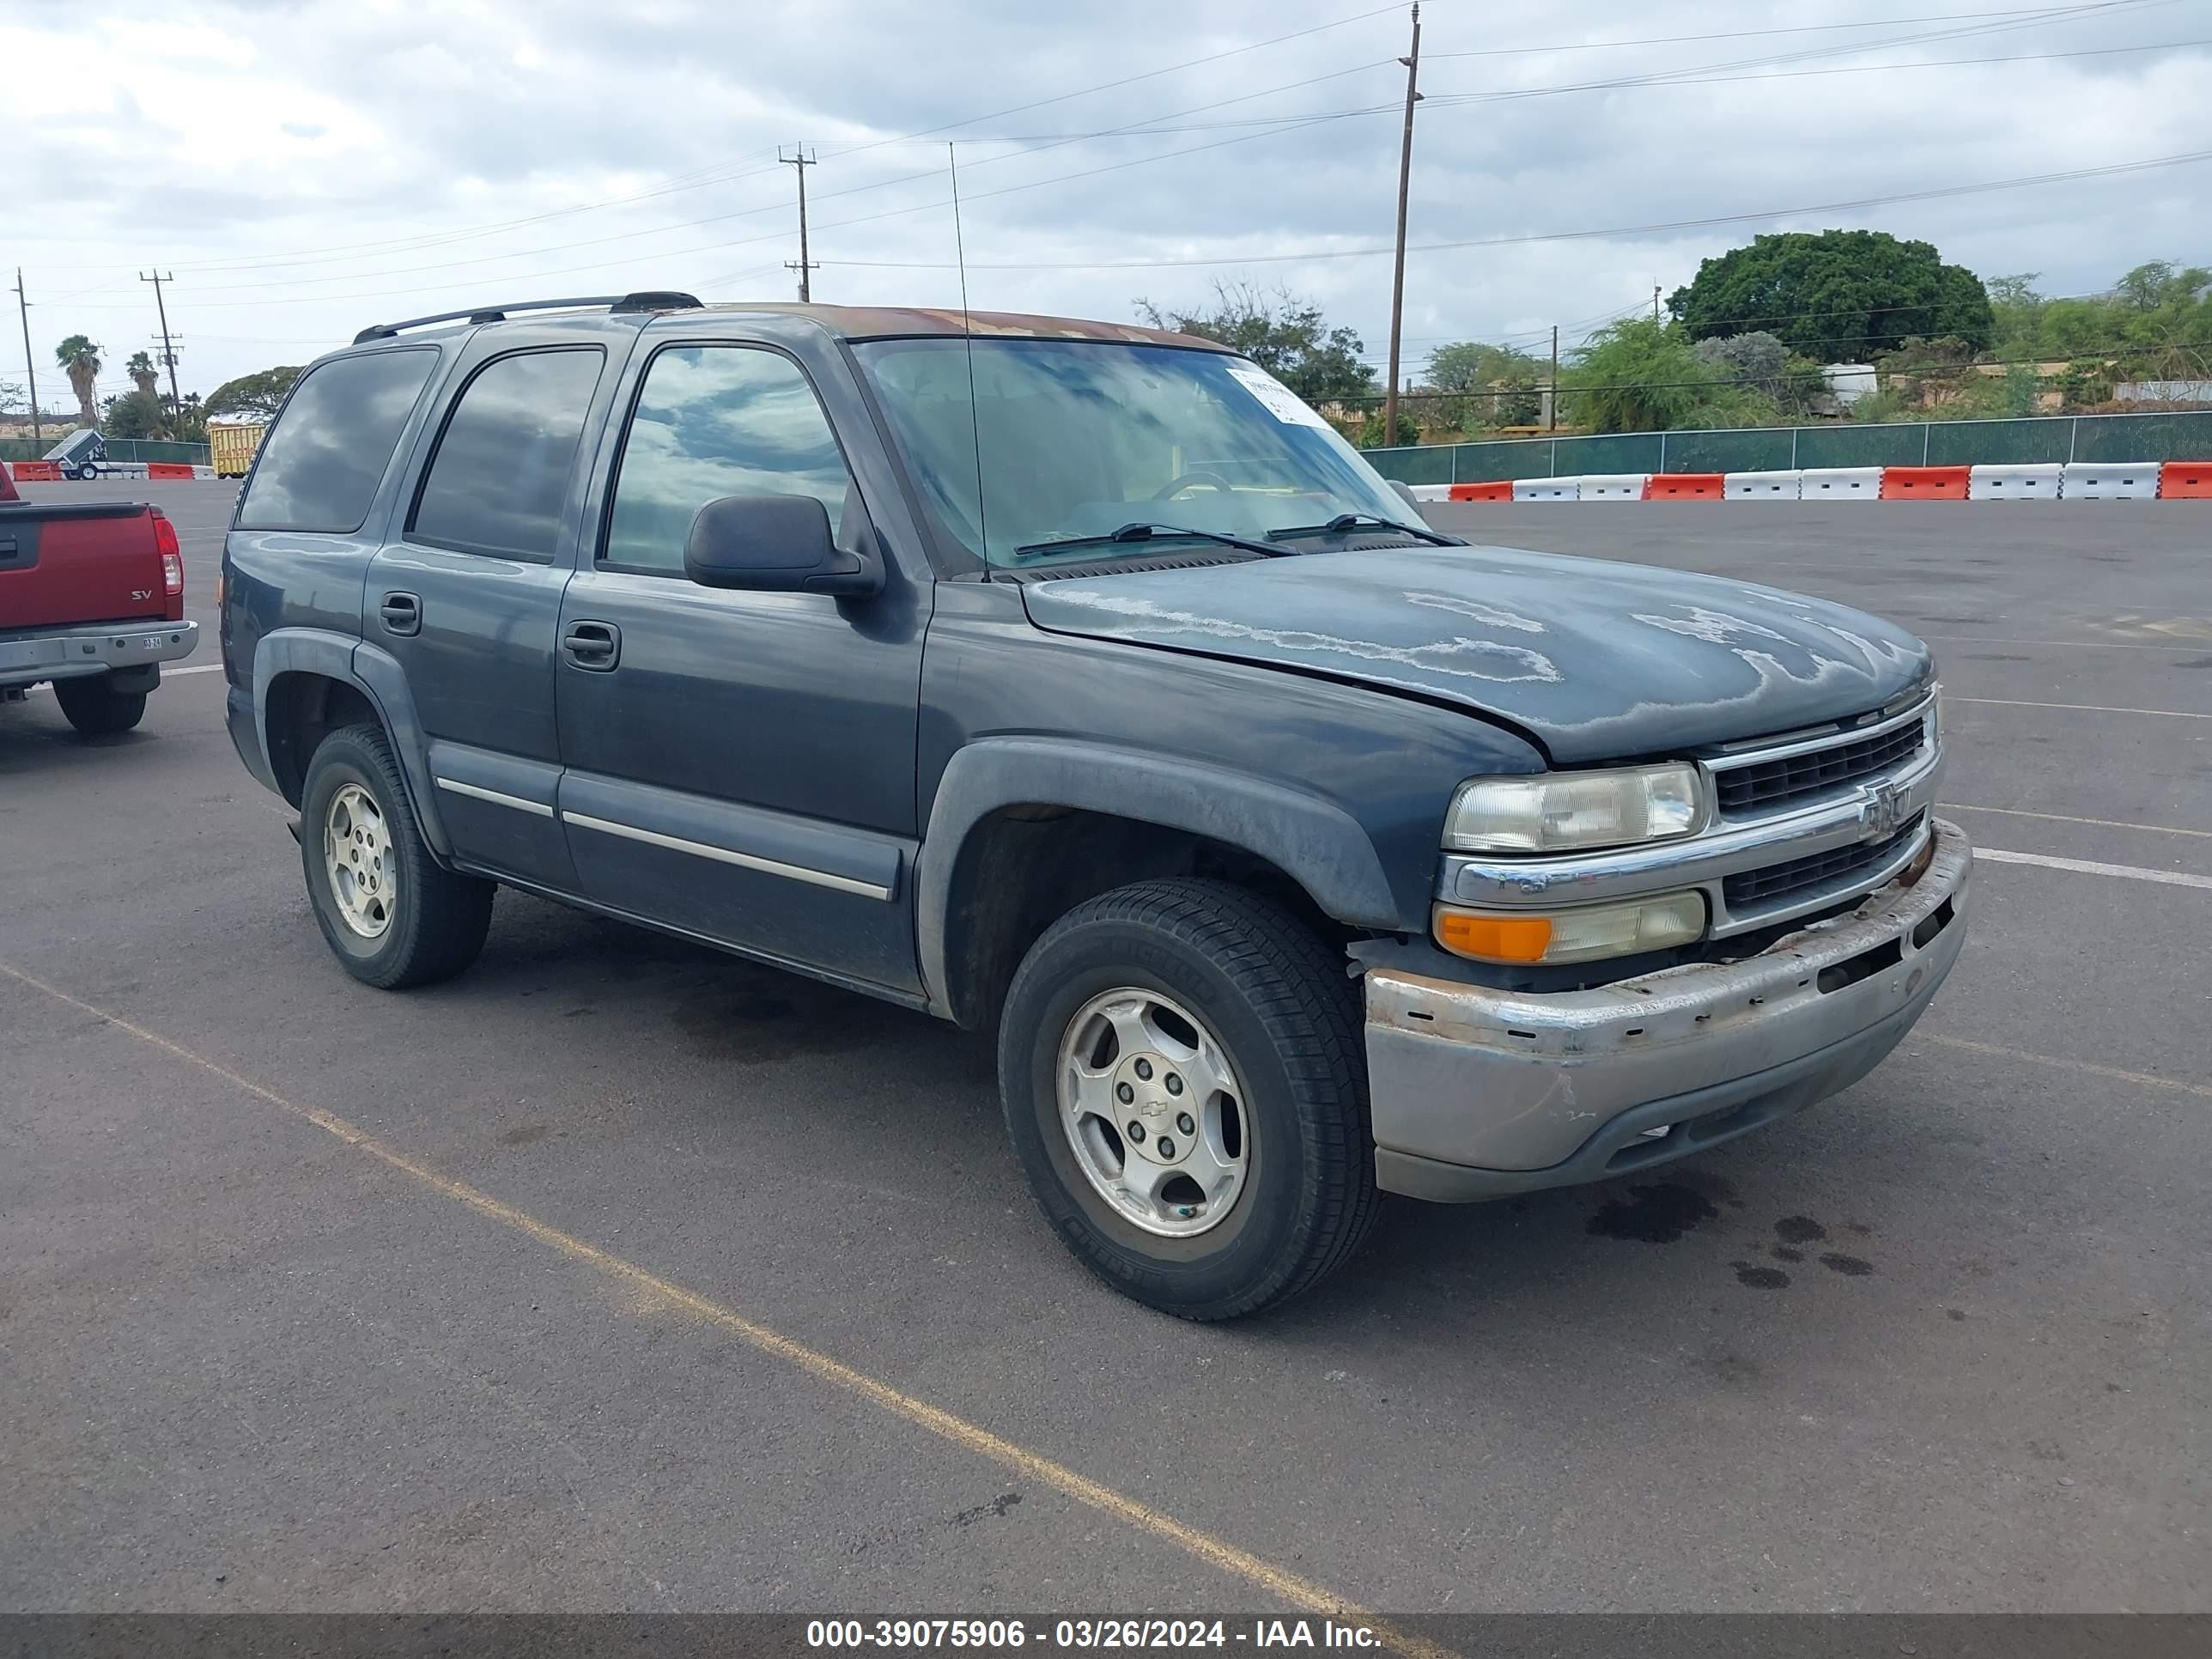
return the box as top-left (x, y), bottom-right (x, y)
top-left (1224, 362), bottom-right (1334, 429)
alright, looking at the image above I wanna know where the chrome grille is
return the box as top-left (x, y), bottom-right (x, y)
top-left (1723, 813), bottom-right (1925, 909)
top-left (1714, 719), bottom-right (1926, 816)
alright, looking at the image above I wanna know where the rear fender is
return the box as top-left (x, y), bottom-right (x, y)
top-left (252, 629), bottom-right (450, 855)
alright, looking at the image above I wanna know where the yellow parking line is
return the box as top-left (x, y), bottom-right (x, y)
top-left (1924, 1035), bottom-right (2212, 1101)
top-left (1945, 805), bottom-right (2212, 840)
top-left (1949, 696), bottom-right (2212, 720)
top-left (0, 962), bottom-right (1450, 1659)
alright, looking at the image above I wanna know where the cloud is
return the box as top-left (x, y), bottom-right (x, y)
top-left (3, 0), bottom-right (2207, 395)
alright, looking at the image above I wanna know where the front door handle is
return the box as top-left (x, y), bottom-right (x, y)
top-left (562, 619), bottom-right (620, 671)
top-left (379, 591), bottom-right (422, 636)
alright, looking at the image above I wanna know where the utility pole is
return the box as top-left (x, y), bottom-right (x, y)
top-left (1548, 324), bottom-right (1559, 432)
top-left (780, 146), bottom-right (818, 302)
top-left (13, 268), bottom-right (40, 444)
top-left (1382, 1), bottom-right (1421, 442)
top-left (141, 270), bottom-right (181, 414)
top-left (1652, 284), bottom-right (1662, 323)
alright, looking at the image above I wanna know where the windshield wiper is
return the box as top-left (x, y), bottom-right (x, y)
top-left (1266, 513), bottom-right (1459, 547)
top-left (1010, 522), bottom-right (1293, 562)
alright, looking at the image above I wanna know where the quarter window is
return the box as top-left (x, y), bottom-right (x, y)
top-left (409, 347), bottom-right (605, 561)
top-left (236, 349), bottom-right (436, 533)
top-left (603, 345), bottom-right (854, 574)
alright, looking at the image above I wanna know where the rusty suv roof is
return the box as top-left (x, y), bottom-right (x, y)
top-left (695, 301), bottom-right (1231, 350)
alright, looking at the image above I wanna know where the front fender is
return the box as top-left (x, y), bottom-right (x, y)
top-left (915, 735), bottom-right (1401, 1017)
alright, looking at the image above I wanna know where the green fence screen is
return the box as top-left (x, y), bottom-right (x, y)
top-left (1365, 410), bottom-right (2212, 484)
top-left (1, 435), bottom-right (212, 465)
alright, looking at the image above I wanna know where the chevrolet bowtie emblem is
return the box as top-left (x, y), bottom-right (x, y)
top-left (1860, 779), bottom-right (1903, 841)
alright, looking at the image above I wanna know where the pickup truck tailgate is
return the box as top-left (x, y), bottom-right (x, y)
top-left (0, 501), bottom-right (173, 630)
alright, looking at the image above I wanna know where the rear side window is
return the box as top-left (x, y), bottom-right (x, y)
top-left (408, 347), bottom-right (605, 562)
top-left (236, 349), bottom-right (436, 533)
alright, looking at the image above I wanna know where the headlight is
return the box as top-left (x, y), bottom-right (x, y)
top-left (1434, 891), bottom-right (1707, 964)
top-left (1444, 763), bottom-right (1705, 854)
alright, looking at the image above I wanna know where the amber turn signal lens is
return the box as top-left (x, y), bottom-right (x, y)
top-left (1435, 911), bottom-right (1554, 963)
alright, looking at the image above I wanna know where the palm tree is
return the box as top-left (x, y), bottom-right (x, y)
top-left (56, 336), bottom-right (102, 428)
top-left (126, 350), bottom-right (158, 398)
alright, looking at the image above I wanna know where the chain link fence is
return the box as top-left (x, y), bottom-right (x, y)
top-left (1364, 410), bottom-right (2212, 484)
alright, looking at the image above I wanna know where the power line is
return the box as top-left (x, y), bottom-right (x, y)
top-left (1422, 2), bottom-right (2154, 58)
top-left (817, 149), bottom-right (2212, 272)
top-left (21, 2), bottom-right (1404, 271)
top-left (29, 0), bottom-right (2139, 290)
top-left (44, 12), bottom-right (2191, 310)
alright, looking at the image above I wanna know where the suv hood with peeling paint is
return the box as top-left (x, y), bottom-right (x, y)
top-left (1018, 544), bottom-right (1933, 765)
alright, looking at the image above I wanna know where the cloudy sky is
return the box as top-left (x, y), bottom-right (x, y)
top-left (4, 0), bottom-right (2208, 407)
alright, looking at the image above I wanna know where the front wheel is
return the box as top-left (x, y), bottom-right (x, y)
top-left (998, 878), bottom-right (1379, 1320)
top-left (300, 724), bottom-right (494, 988)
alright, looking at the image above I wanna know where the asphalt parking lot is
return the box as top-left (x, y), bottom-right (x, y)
top-left (3, 482), bottom-right (2207, 1618)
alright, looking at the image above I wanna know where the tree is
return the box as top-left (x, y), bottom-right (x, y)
top-left (1358, 408), bottom-right (1419, 448)
top-left (205, 365), bottom-right (304, 422)
top-left (1560, 318), bottom-right (1780, 434)
top-left (170, 392), bottom-right (208, 447)
top-left (1668, 229), bottom-right (1994, 360)
top-left (1135, 283), bottom-right (1374, 405)
top-left (0, 379), bottom-right (23, 417)
top-left (55, 335), bottom-right (103, 428)
top-left (1691, 330), bottom-right (1825, 416)
top-left (125, 350), bottom-right (159, 398)
top-left (102, 390), bottom-right (169, 441)
top-left (1424, 340), bottom-right (1543, 428)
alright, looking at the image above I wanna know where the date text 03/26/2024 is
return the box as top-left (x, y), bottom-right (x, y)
top-left (806, 1619), bottom-right (1382, 1650)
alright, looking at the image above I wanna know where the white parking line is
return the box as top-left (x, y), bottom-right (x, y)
top-left (1951, 696), bottom-right (2212, 720)
top-left (1947, 804), bottom-right (2212, 839)
top-left (1978, 848), bottom-right (2212, 890)
top-left (1921, 635), bottom-right (2212, 653)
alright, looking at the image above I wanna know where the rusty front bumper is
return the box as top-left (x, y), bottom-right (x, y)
top-left (1365, 817), bottom-right (1972, 1202)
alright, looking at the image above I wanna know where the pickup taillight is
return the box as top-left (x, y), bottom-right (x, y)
top-left (152, 510), bottom-right (183, 596)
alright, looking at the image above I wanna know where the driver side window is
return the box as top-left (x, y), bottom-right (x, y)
top-left (602, 345), bottom-right (853, 574)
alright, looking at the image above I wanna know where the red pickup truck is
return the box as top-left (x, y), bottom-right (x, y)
top-left (0, 472), bottom-right (198, 733)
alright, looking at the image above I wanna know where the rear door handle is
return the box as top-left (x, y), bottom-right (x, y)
top-left (562, 619), bottom-right (620, 671)
top-left (379, 591), bottom-right (422, 636)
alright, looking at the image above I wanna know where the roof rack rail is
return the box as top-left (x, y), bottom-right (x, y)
top-left (352, 291), bottom-right (703, 344)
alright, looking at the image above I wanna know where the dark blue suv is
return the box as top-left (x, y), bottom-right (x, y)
top-left (222, 293), bottom-right (1970, 1318)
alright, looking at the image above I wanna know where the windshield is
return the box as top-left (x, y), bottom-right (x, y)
top-left (852, 337), bottom-right (1416, 567)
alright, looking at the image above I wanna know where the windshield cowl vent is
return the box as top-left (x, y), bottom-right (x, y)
top-left (1003, 552), bottom-right (1265, 584)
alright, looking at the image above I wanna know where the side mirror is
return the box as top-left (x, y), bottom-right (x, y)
top-left (1388, 479), bottom-right (1423, 512)
top-left (683, 494), bottom-right (883, 598)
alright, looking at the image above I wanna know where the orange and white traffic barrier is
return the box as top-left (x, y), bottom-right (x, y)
top-left (1968, 464), bottom-right (2063, 500)
top-left (2162, 460), bottom-right (2212, 498)
top-left (1726, 471), bottom-right (1802, 499)
top-left (2059, 462), bottom-right (2160, 500)
top-left (1404, 459), bottom-right (2209, 502)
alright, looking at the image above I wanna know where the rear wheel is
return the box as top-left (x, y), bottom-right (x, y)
top-left (300, 724), bottom-right (494, 988)
top-left (53, 674), bottom-right (147, 736)
top-left (998, 878), bottom-right (1378, 1321)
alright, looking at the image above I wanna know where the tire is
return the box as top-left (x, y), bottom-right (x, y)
top-left (53, 674), bottom-right (147, 735)
top-left (300, 723), bottom-right (494, 989)
top-left (998, 878), bottom-right (1379, 1321)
